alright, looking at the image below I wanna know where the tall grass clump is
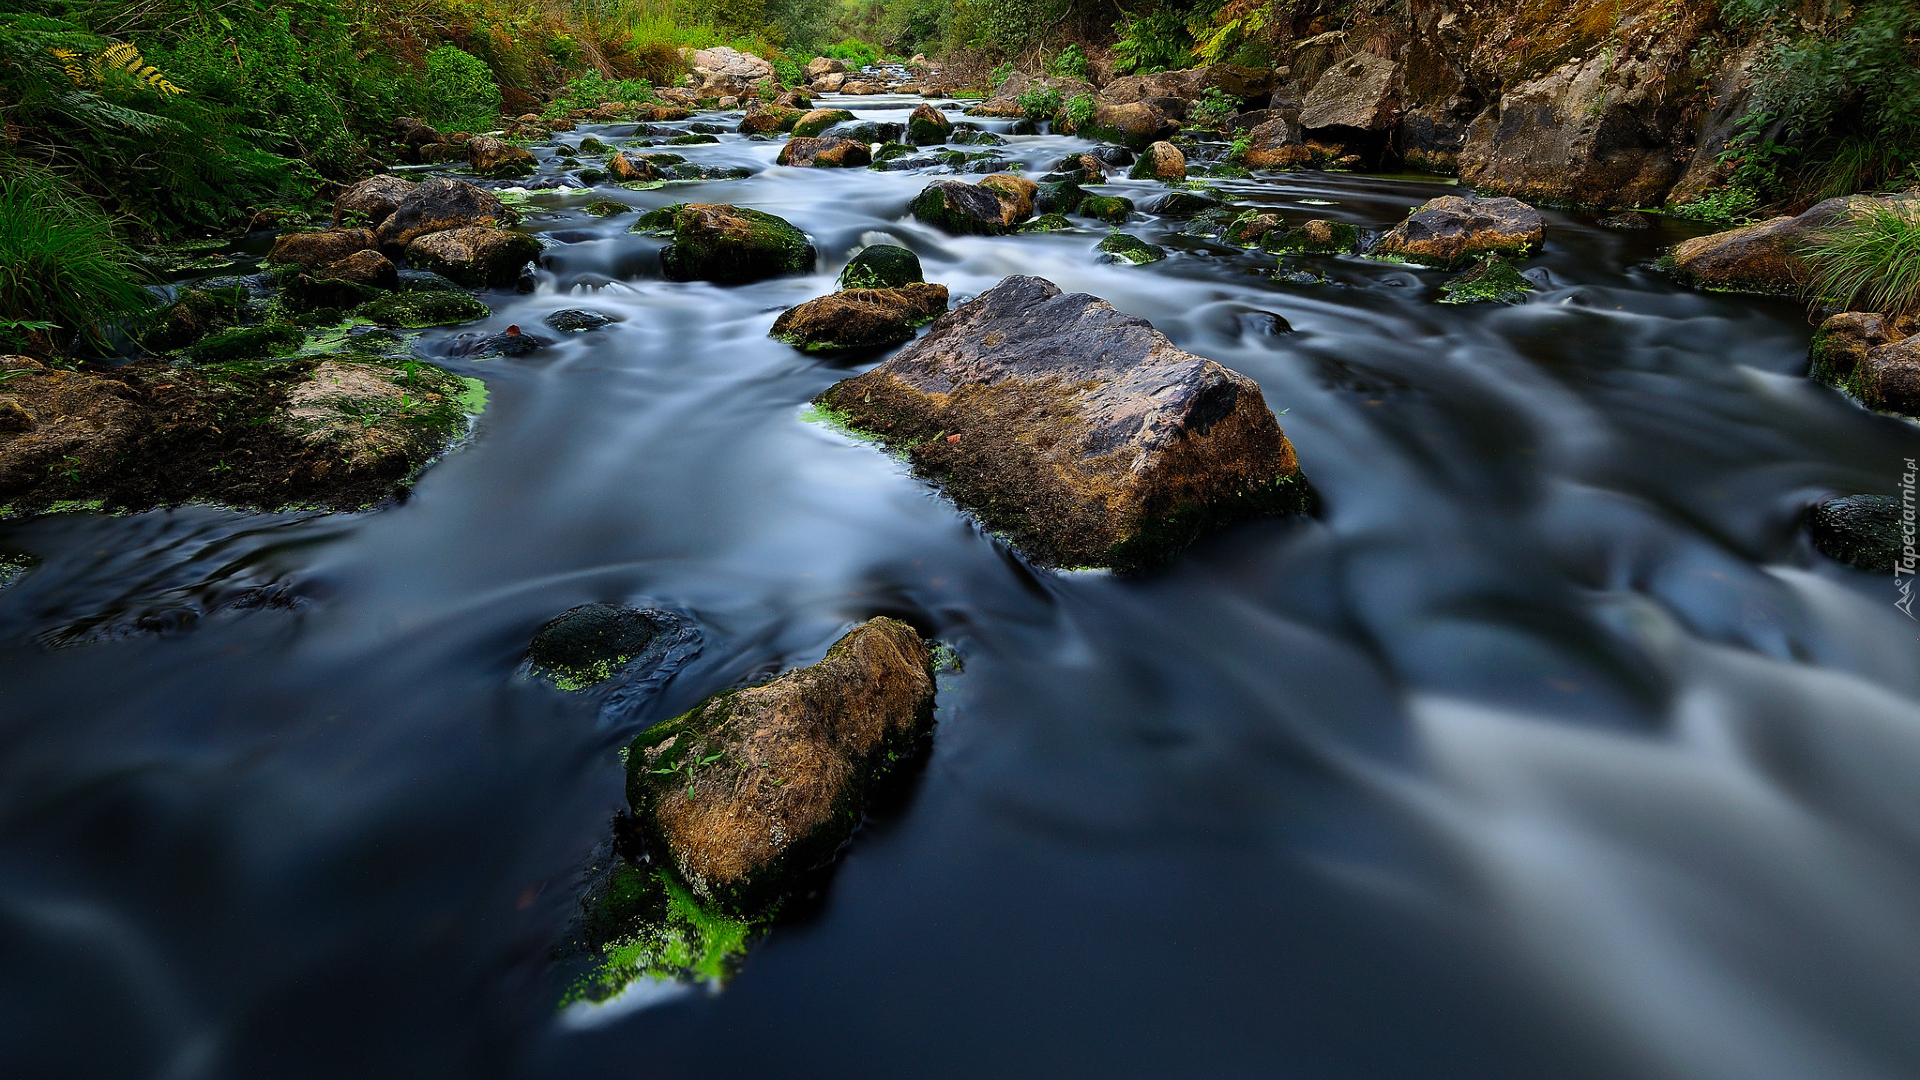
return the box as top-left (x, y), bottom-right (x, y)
top-left (0, 165), bottom-right (152, 351)
top-left (1805, 202), bottom-right (1920, 315)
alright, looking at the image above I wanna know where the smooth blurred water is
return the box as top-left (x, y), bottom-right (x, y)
top-left (4, 95), bottom-right (1919, 1080)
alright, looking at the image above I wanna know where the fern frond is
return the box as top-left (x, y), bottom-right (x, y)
top-left (48, 47), bottom-right (89, 86)
top-left (93, 42), bottom-right (186, 96)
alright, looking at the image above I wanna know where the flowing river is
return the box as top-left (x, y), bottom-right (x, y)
top-left (4, 93), bottom-right (1920, 1080)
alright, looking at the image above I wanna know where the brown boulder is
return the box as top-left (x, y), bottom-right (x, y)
top-left (815, 72), bottom-right (847, 93)
top-left (1088, 102), bottom-right (1179, 150)
top-left (738, 104), bottom-right (804, 135)
top-left (1300, 53), bottom-right (1400, 132)
top-left (777, 136), bottom-right (871, 168)
top-left (374, 178), bottom-right (512, 253)
top-left (805, 57), bottom-right (846, 81)
top-left (608, 152), bottom-right (665, 183)
top-left (403, 226), bottom-right (541, 288)
top-left (1858, 338), bottom-right (1920, 416)
top-left (1240, 116), bottom-right (1309, 169)
top-left (1128, 142), bottom-right (1186, 181)
top-left (1665, 196), bottom-right (1918, 295)
top-left (624, 617), bottom-right (936, 911)
top-left (466, 136), bottom-right (537, 178)
top-left (318, 249), bottom-right (399, 291)
top-left (977, 174), bottom-right (1037, 221)
top-left (813, 276), bottom-right (1309, 570)
top-left (267, 228), bottom-right (376, 269)
top-left (1371, 196), bottom-right (1545, 268)
top-left (770, 283), bottom-right (950, 351)
top-left (1099, 65), bottom-right (1278, 108)
top-left (910, 179), bottom-right (1033, 235)
top-left (1811, 312), bottom-right (1915, 385)
top-left (334, 175), bottom-right (417, 228)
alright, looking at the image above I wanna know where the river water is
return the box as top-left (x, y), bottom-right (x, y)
top-left (4, 94), bottom-right (1920, 1080)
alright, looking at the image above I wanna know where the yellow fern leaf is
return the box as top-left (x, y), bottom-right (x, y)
top-left (48, 47), bottom-right (89, 87)
top-left (92, 42), bottom-right (186, 95)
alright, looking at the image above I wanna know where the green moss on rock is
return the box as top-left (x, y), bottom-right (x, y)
top-left (185, 323), bottom-right (306, 363)
top-left (1439, 254), bottom-right (1535, 304)
top-left (838, 245), bottom-right (924, 290)
top-left (356, 290), bottom-right (492, 329)
top-left (1097, 232), bottom-right (1166, 265)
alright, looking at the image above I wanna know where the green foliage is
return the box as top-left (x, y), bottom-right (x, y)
top-left (964, 0), bottom-right (1070, 54)
top-left (1667, 184), bottom-right (1762, 225)
top-left (987, 61), bottom-right (1014, 90)
top-left (825, 37), bottom-right (882, 69)
top-left (543, 70), bottom-right (656, 119)
top-left (1113, 6), bottom-right (1193, 76)
top-left (0, 164), bottom-right (152, 352)
top-left (1016, 83), bottom-right (1060, 121)
top-left (1047, 43), bottom-right (1087, 80)
top-left (424, 46), bottom-right (503, 132)
top-left (1804, 201), bottom-right (1920, 315)
top-left (1062, 91), bottom-right (1095, 132)
top-left (1190, 86), bottom-right (1238, 129)
top-left (1227, 135), bottom-right (1252, 162)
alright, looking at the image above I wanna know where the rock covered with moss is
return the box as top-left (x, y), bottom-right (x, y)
top-left (791, 107), bottom-right (854, 139)
top-left (465, 136), bottom-right (536, 178)
top-left (1810, 311), bottom-right (1915, 387)
top-left (1439, 254), bottom-right (1535, 304)
top-left (1267, 219), bottom-right (1360, 255)
top-left (1077, 195), bottom-right (1134, 224)
top-left (770, 284), bottom-right (949, 352)
top-left (1371, 195), bottom-right (1544, 268)
top-left (333, 175), bottom-right (416, 228)
top-left (905, 103), bottom-right (952, 146)
top-left (838, 244), bottom-right (922, 290)
top-left (736, 103), bottom-right (803, 135)
top-left (1128, 141), bottom-right (1187, 181)
top-left (776, 136), bottom-right (870, 168)
top-left (625, 617), bottom-right (936, 912)
top-left (374, 178), bottom-right (514, 253)
top-left (1086, 102), bottom-right (1179, 149)
top-left (1668, 194), bottom-right (1920, 296)
top-left (910, 178), bottom-right (1035, 235)
top-left (403, 227), bottom-right (541, 287)
top-left (529, 604), bottom-right (676, 690)
top-left (813, 275), bottom-right (1309, 570)
top-left (1097, 232), bottom-right (1166, 265)
top-left (639, 203), bottom-right (816, 284)
top-left (267, 228), bottom-right (376, 270)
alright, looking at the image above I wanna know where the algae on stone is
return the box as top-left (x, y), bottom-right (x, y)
top-left (1097, 232), bottom-right (1166, 265)
top-left (1439, 254), bottom-right (1535, 304)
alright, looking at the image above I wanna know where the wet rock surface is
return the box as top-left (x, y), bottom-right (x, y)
top-left (403, 227), bottom-right (542, 288)
top-left (529, 604), bottom-right (674, 689)
top-left (771, 284), bottom-right (949, 352)
top-left (814, 275), bottom-right (1308, 570)
top-left (911, 178), bottom-right (1035, 235)
top-left (776, 136), bottom-right (870, 168)
top-left (1807, 495), bottom-right (1907, 571)
top-left (1371, 195), bottom-right (1545, 269)
top-left (374, 178), bottom-right (513, 253)
top-left (838, 244), bottom-right (923, 290)
top-left (644, 203), bottom-right (816, 284)
top-left (624, 616), bottom-right (936, 912)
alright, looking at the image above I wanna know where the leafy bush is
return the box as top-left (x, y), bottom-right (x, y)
top-left (0, 165), bottom-right (152, 352)
top-left (1062, 92), bottom-right (1095, 132)
top-left (1190, 86), bottom-right (1238, 129)
top-left (543, 70), bottom-right (656, 118)
top-left (825, 37), bottom-right (882, 70)
top-left (1048, 43), bottom-right (1088, 80)
top-left (1016, 84), bottom-right (1061, 121)
top-left (1113, 7), bottom-right (1193, 75)
top-left (987, 61), bottom-right (1014, 90)
top-left (772, 55), bottom-right (804, 86)
top-left (967, 0), bottom-right (1069, 54)
top-left (1667, 185), bottom-right (1762, 226)
top-left (1805, 201), bottom-right (1920, 315)
top-left (424, 46), bottom-right (503, 132)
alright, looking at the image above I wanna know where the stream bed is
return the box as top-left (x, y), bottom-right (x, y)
top-left (4, 94), bottom-right (1920, 1080)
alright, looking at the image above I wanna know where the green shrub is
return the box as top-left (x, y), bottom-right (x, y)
top-left (424, 46), bottom-right (503, 132)
top-left (1062, 92), bottom-right (1095, 132)
top-left (543, 70), bottom-right (656, 118)
top-left (1016, 84), bottom-right (1061, 121)
top-left (1113, 7), bottom-right (1193, 76)
top-left (987, 61), bottom-right (1014, 91)
top-left (0, 165), bottom-right (152, 352)
top-left (1805, 201), bottom-right (1920, 315)
top-left (1048, 43), bottom-right (1088, 80)
top-left (825, 38), bottom-right (881, 70)
top-left (1190, 87), bottom-right (1238, 129)
top-left (1667, 184), bottom-right (1763, 226)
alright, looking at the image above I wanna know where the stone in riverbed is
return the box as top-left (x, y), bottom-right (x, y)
top-left (838, 245), bottom-right (923, 290)
top-left (403, 226), bottom-right (542, 288)
top-left (1223, 210), bottom-right (1284, 248)
top-left (791, 107), bottom-right (854, 139)
top-left (1665, 195), bottom-right (1920, 296)
top-left (737, 103), bottom-right (804, 135)
top-left (1855, 337), bottom-right (1920, 417)
top-left (645, 203), bottom-right (816, 284)
top-left (1266, 219), bottom-right (1359, 255)
top-left (356, 289), bottom-right (491, 329)
top-left (544, 308), bottom-right (618, 333)
top-left (1076, 195), bottom-right (1134, 225)
top-left (318, 249), bottom-right (400, 291)
top-left (910, 178), bottom-right (1033, 235)
top-left (375, 178), bottom-right (513, 253)
top-left (906, 103), bottom-right (952, 146)
top-left (1439, 255), bottom-right (1534, 304)
top-left (608, 151), bottom-right (665, 183)
top-left (1806, 495), bottom-right (1905, 571)
top-left (1085, 102), bottom-right (1179, 150)
top-left (625, 616), bottom-right (935, 912)
top-left (529, 603), bottom-right (667, 689)
top-left (466, 136), bottom-right (537, 178)
top-left (1370, 196), bottom-right (1544, 269)
top-left (333, 175), bottom-right (417, 227)
top-left (1810, 312), bottom-right (1914, 386)
top-left (813, 275), bottom-right (1309, 570)
top-left (769, 283), bottom-right (949, 352)
top-left (1128, 141), bottom-right (1186, 181)
top-left (1143, 191), bottom-right (1219, 218)
top-left (776, 136), bottom-right (870, 168)
top-left (1240, 116), bottom-right (1309, 170)
top-left (267, 228), bottom-right (375, 269)
top-left (1097, 232), bottom-right (1165, 265)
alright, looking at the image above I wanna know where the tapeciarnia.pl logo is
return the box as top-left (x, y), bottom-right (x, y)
top-left (1898, 458), bottom-right (1918, 620)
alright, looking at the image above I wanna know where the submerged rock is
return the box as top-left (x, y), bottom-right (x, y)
top-left (625, 617), bottom-right (936, 911)
top-left (545, 308), bottom-right (618, 333)
top-left (776, 136), bottom-right (870, 168)
top-left (645, 204), bottom-right (816, 284)
top-left (791, 108), bottom-right (854, 139)
top-left (357, 289), bottom-right (492, 328)
top-left (770, 284), bottom-right (949, 352)
top-left (910, 178), bottom-right (1033, 235)
top-left (1371, 196), bottom-right (1545, 269)
top-left (530, 604), bottom-right (670, 689)
top-left (1806, 495), bottom-right (1905, 571)
top-left (1223, 210), bottom-right (1284, 248)
top-left (813, 275), bottom-right (1309, 570)
top-left (404, 227), bottom-right (542, 288)
top-left (1266, 219), bottom-right (1360, 255)
top-left (1097, 232), bottom-right (1166, 265)
top-left (838, 245), bottom-right (923, 290)
top-left (1439, 255), bottom-right (1534, 304)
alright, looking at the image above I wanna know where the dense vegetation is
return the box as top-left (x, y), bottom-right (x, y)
top-left (1, 0), bottom-right (1914, 354)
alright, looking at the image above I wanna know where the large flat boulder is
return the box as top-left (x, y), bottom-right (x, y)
top-left (334, 175), bottom-right (417, 227)
top-left (1301, 52), bottom-right (1399, 132)
top-left (1371, 195), bottom-right (1545, 268)
top-left (1665, 195), bottom-right (1920, 295)
top-left (374, 178), bottom-right (512, 253)
top-left (777, 136), bottom-right (870, 168)
top-left (770, 284), bottom-right (949, 352)
top-left (268, 228), bottom-right (375, 269)
top-left (625, 617), bottom-right (935, 912)
top-left (911, 178), bottom-right (1033, 235)
top-left (404, 226), bottom-right (541, 287)
top-left (813, 276), bottom-right (1308, 570)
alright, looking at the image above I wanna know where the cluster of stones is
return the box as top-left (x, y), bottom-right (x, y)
top-left (275, 176), bottom-right (538, 293)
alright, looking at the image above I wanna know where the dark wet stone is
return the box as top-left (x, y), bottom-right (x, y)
top-left (838, 245), bottom-right (923, 290)
top-left (545, 309), bottom-right (617, 333)
top-left (529, 604), bottom-right (667, 689)
top-left (1807, 495), bottom-right (1906, 571)
top-left (1143, 191), bottom-right (1220, 218)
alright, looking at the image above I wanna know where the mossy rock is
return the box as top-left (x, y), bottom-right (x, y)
top-left (140, 287), bottom-right (248, 352)
top-left (791, 108), bottom-right (855, 139)
top-left (356, 290), bottom-right (491, 329)
top-left (586, 199), bottom-right (628, 217)
top-left (655, 203), bottom-right (816, 284)
top-left (1077, 195), bottom-right (1134, 225)
top-left (575, 167), bottom-right (607, 184)
top-left (1097, 232), bottom-right (1166, 265)
top-left (1143, 190), bottom-right (1219, 218)
top-left (186, 323), bottom-right (306, 363)
top-left (1017, 213), bottom-right (1073, 233)
top-left (1036, 181), bottom-right (1086, 215)
top-left (576, 136), bottom-right (612, 154)
top-left (667, 133), bottom-right (720, 145)
top-left (770, 284), bottom-right (949, 352)
top-left (624, 617), bottom-right (936, 914)
top-left (1439, 254), bottom-right (1534, 304)
top-left (566, 862), bottom-right (757, 1004)
top-left (838, 245), bottom-right (924, 290)
top-left (872, 142), bottom-right (916, 164)
top-left (906, 103), bottom-right (953, 146)
top-left (1266, 219), bottom-right (1360, 255)
top-left (528, 603), bottom-right (667, 690)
